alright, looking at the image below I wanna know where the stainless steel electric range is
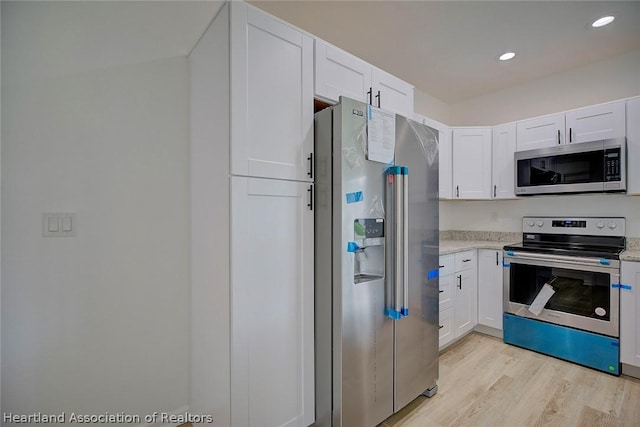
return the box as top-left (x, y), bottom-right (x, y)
top-left (502, 216), bottom-right (625, 375)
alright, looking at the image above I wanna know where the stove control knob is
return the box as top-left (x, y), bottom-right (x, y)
top-left (527, 221), bottom-right (535, 227)
top-left (608, 222), bottom-right (617, 230)
top-left (596, 221), bottom-right (605, 229)
top-left (536, 221), bottom-right (544, 227)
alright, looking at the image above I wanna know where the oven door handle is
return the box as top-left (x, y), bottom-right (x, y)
top-left (505, 251), bottom-right (618, 268)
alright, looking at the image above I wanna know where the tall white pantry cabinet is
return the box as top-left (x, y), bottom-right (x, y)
top-left (189, 3), bottom-right (314, 427)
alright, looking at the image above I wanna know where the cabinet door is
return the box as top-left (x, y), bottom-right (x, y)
top-left (478, 249), bottom-right (504, 330)
top-left (439, 273), bottom-right (454, 311)
top-left (492, 123), bottom-right (516, 199)
top-left (452, 128), bottom-right (492, 199)
top-left (621, 261), bottom-right (640, 368)
top-left (565, 101), bottom-right (625, 144)
top-left (454, 268), bottom-right (478, 337)
top-left (314, 38), bottom-right (371, 104)
top-left (371, 66), bottom-right (414, 118)
top-left (626, 97), bottom-right (640, 195)
top-left (231, 3), bottom-right (313, 182)
top-left (516, 113), bottom-right (565, 150)
top-left (231, 177), bottom-right (314, 427)
top-left (439, 307), bottom-right (454, 349)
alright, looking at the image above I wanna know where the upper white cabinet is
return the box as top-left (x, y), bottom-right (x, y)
top-left (516, 113), bottom-right (565, 151)
top-left (621, 261), bottom-right (640, 370)
top-left (516, 101), bottom-right (626, 151)
top-left (416, 114), bottom-right (452, 199)
top-left (491, 123), bottom-right (516, 199)
top-left (477, 249), bottom-right (503, 331)
top-left (452, 128), bottom-right (492, 199)
top-left (231, 176), bottom-right (314, 427)
top-left (626, 97), bottom-right (640, 195)
top-left (231, 3), bottom-right (314, 182)
top-left (315, 38), bottom-right (414, 117)
top-left (565, 100), bottom-right (625, 144)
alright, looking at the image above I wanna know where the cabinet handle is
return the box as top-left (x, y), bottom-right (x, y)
top-left (494, 185), bottom-right (497, 198)
top-left (307, 153), bottom-right (313, 179)
top-left (367, 87), bottom-right (373, 105)
top-left (439, 265), bottom-right (445, 268)
top-left (457, 275), bottom-right (462, 289)
top-left (439, 325), bottom-right (444, 329)
top-left (496, 251), bottom-right (499, 266)
top-left (439, 290), bottom-right (444, 293)
top-left (569, 127), bottom-right (572, 143)
top-left (462, 259), bottom-right (471, 262)
top-left (558, 130), bottom-right (561, 144)
top-left (456, 185), bottom-right (459, 198)
top-left (375, 90), bottom-right (381, 108)
top-left (307, 185), bottom-right (313, 211)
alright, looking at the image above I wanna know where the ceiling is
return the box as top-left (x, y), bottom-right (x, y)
top-left (3, 1), bottom-right (639, 104)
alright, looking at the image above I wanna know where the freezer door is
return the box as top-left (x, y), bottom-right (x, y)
top-left (393, 116), bottom-right (440, 411)
top-left (333, 98), bottom-right (394, 427)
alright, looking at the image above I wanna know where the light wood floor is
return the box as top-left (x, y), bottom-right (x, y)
top-left (381, 332), bottom-right (640, 427)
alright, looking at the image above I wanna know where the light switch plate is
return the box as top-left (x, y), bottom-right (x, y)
top-left (43, 213), bottom-right (77, 237)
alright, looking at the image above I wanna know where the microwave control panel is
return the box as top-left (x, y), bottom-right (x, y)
top-left (604, 148), bottom-right (621, 181)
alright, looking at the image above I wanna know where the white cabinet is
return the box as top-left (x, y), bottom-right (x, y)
top-left (416, 115), bottom-right (452, 199)
top-left (190, 4), bottom-right (315, 426)
top-left (516, 113), bottom-right (565, 151)
top-left (565, 100), bottom-right (626, 144)
top-left (231, 177), bottom-right (314, 427)
top-left (516, 101), bottom-right (626, 151)
top-left (452, 128), bottom-right (492, 199)
top-left (491, 123), bottom-right (516, 199)
top-left (231, 3), bottom-right (313, 181)
top-left (438, 251), bottom-right (478, 349)
top-left (621, 261), bottom-right (640, 370)
top-left (453, 251), bottom-right (478, 337)
top-left (626, 97), bottom-right (640, 195)
top-left (315, 38), bottom-right (414, 117)
top-left (477, 249), bottom-right (503, 330)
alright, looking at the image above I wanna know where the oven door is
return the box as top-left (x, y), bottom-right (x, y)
top-left (503, 251), bottom-right (620, 337)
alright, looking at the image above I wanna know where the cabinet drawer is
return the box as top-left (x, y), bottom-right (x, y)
top-left (439, 274), bottom-right (454, 311)
top-left (439, 307), bottom-right (454, 348)
top-left (455, 250), bottom-right (475, 272)
top-left (439, 254), bottom-right (455, 277)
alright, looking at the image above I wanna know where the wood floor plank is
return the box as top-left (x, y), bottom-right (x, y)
top-left (384, 332), bottom-right (640, 427)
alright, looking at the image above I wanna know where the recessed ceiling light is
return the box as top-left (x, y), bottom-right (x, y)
top-left (592, 16), bottom-right (615, 28)
top-left (499, 52), bottom-right (516, 61)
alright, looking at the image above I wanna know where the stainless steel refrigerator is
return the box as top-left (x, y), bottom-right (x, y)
top-left (314, 96), bottom-right (440, 427)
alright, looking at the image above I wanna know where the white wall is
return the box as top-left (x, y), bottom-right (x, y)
top-left (414, 89), bottom-right (451, 124)
top-left (448, 49), bottom-right (640, 126)
top-left (1, 55), bottom-right (190, 421)
top-left (441, 195), bottom-right (640, 237)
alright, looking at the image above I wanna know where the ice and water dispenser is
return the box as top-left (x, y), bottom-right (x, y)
top-left (352, 218), bottom-right (385, 284)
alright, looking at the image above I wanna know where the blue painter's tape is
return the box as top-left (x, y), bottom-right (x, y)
top-left (402, 166), bottom-right (409, 175)
top-left (611, 341), bottom-right (620, 347)
top-left (427, 269), bottom-right (439, 280)
top-left (387, 166), bottom-right (403, 176)
top-left (347, 242), bottom-right (360, 253)
top-left (612, 283), bottom-right (632, 290)
top-left (385, 308), bottom-right (402, 320)
top-left (346, 191), bottom-right (363, 204)
top-left (401, 307), bottom-right (409, 317)
top-left (600, 259), bottom-right (611, 265)
top-left (506, 251), bottom-right (515, 256)
top-left (503, 262), bottom-right (511, 268)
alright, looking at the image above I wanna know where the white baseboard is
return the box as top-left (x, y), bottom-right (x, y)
top-left (622, 363), bottom-right (640, 379)
top-left (474, 324), bottom-right (503, 339)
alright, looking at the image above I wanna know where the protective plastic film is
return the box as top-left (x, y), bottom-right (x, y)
top-left (407, 119), bottom-right (439, 167)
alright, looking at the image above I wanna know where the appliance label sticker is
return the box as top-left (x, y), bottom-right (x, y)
top-left (346, 191), bottom-right (363, 204)
top-left (595, 307), bottom-right (607, 317)
top-left (366, 105), bottom-right (396, 164)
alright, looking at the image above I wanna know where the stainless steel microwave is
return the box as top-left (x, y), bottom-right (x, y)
top-left (515, 138), bottom-right (626, 196)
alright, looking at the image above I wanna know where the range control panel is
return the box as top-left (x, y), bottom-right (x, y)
top-left (522, 216), bottom-right (625, 237)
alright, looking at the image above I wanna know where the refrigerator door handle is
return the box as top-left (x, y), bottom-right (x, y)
top-left (395, 172), bottom-right (404, 317)
top-left (401, 166), bottom-right (409, 317)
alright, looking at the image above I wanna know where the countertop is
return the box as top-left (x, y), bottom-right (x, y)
top-left (439, 239), bottom-right (518, 255)
top-left (621, 250), bottom-right (640, 262)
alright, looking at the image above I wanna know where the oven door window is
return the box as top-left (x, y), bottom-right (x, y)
top-left (517, 149), bottom-right (604, 187)
top-left (509, 263), bottom-right (611, 320)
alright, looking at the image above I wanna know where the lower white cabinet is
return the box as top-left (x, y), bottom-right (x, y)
top-left (231, 176), bottom-right (315, 426)
top-left (621, 261), bottom-right (640, 369)
top-left (438, 251), bottom-right (478, 348)
top-left (477, 249), bottom-right (504, 330)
